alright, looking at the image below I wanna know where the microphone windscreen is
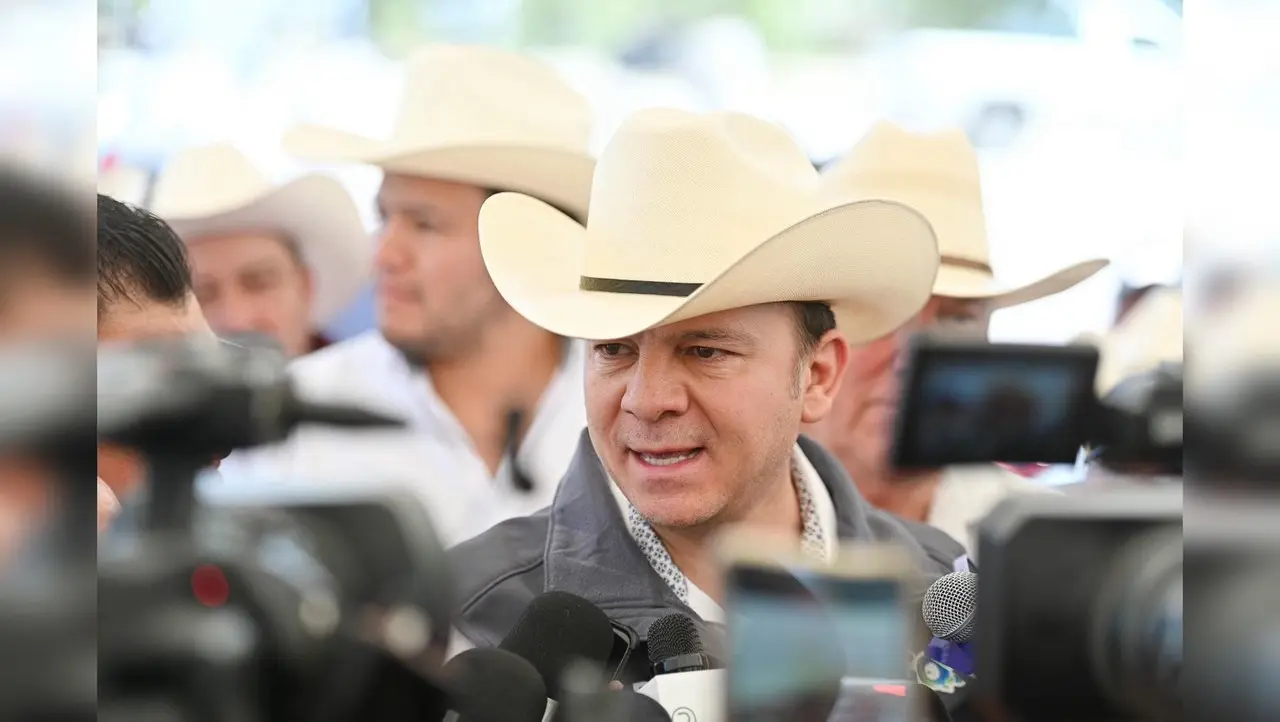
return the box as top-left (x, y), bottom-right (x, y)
top-left (922, 571), bottom-right (978, 643)
top-left (442, 648), bottom-right (547, 722)
top-left (620, 690), bottom-right (673, 721)
top-left (500, 591), bottom-right (615, 699)
top-left (646, 613), bottom-right (703, 665)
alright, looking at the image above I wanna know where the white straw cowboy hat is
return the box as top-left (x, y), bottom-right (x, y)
top-left (477, 108), bottom-right (941, 342)
top-left (149, 143), bottom-right (370, 325)
top-left (282, 44), bottom-right (596, 220)
top-left (824, 122), bottom-right (1108, 310)
top-left (1077, 287), bottom-right (1182, 395)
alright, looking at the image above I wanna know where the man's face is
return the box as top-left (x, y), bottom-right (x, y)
top-left (374, 174), bottom-right (507, 363)
top-left (803, 295), bottom-right (991, 476)
top-left (0, 269), bottom-right (95, 339)
top-left (0, 269), bottom-right (94, 561)
top-left (187, 231), bottom-right (314, 358)
top-left (586, 304), bottom-right (848, 529)
top-left (98, 292), bottom-right (216, 498)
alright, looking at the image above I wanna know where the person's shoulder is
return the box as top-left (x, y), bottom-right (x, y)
top-left (448, 511), bottom-right (551, 646)
top-left (288, 331), bottom-right (392, 387)
top-left (864, 506), bottom-right (966, 576)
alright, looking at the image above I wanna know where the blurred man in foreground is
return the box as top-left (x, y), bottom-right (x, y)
top-left (222, 45), bottom-right (597, 544)
top-left (97, 194), bottom-right (216, 513)
top-left (449, 109), bottom-right (965, 671)
top-left (808, 124), bottom-right (1108, 552)
top-left (0, 167), bottom-right (95, 560)
top-left (149, 143), bottom-right (370, 357)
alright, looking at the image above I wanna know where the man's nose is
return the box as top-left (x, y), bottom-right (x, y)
top-left (375, 220), bottom-right (412, 273)
top-left (620, 354), bottom-right (689, 422)
top-left (211, 292), bottom-right (261, 333)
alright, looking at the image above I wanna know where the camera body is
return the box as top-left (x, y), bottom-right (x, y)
top-left (975, 489), bottom-right (1181, 722)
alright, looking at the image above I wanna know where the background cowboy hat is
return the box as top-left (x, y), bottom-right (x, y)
top-left (477, 108), bottom-right (941, 343)
top-left (149, 143), bottom-right (370, 325)
top-left (282, 44), bottom-right (596, 220)
top-left (824, 122), bottom-right (1108, 310)
top-left (1077, 286), bottom-right (1182, 395)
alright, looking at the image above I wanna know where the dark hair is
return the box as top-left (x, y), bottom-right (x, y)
top-left (792, 301), bottom-right (836, 355)
top-left (0, 167), bottom-right (95, 286)
top-left (483, 188), bottom-right (585, 226)
top-left (97, 194), bottom-right (194, 317)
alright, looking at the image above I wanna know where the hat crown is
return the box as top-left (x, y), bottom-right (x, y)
top-left (391, 44), bottom-right (592, 153)
top-left (826, 122), bottom-right (990, 266)
top-left (582, 108), bottom-right (823, 284)
top-left (151, 144), bottom-right (274, 218)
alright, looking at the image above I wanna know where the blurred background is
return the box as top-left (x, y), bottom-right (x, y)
top-left (87, 0), bottom-right (1195, 345)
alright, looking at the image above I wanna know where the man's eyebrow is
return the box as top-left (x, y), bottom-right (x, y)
top-left (678, 327), bottom-right (758, 347)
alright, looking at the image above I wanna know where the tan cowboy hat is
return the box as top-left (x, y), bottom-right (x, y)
top-left (149, 143), bottom-right (370, 325)
top-left (97, 161), bottom-right (151, 206)
top-left (282, 44), bottom-right (596, 220)
top-left (477, 108), bottom-right (941, 342)
top-left (1077, 287), bottom-right (1182, 395)
top-left (824, 122), bottom-right (1108, 310)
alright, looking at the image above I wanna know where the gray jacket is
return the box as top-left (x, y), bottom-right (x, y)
top-left (448, 431), bottom-right (965, 675)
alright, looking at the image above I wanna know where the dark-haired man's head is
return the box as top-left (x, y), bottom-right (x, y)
top-left (97, 194), bottom-right (211, 343)
top-left (0, 168), bottom-right (95, 340)
top-left (96, 194), bottom-right (215, 499)
top-left (0, 167), bottom-right (96, 562)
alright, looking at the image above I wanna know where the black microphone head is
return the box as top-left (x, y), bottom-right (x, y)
top-left (500, 591), bottom-right (615, 700)
top-left (646, 613), bottom-right (703, 666)
top-left (620, 690), bottom-right (673, 721)
top-left (922, 571), bottom-right (978, 643)
top-left (442, 647), bottom-right (547, 722)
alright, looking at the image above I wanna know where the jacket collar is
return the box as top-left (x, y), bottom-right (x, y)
top-left (542, 430), bottom-right (877, 646)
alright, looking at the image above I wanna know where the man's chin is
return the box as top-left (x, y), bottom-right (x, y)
top-left (633, 498), bottom-right (720, 531)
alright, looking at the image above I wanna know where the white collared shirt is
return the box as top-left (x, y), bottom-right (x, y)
top-left (608, 444), bottom-right (839, 623)
top-left (218, 331), bottom-right (587, 545)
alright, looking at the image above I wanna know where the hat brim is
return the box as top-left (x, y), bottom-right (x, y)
top-left (164, 174), bottom-right (372, 325)
top-left (934, 258), bottom-right (1109, 310)
top-left (282, 124), bottom-right (596, 221)
top-left (479, 193), bottom-right (941, 343)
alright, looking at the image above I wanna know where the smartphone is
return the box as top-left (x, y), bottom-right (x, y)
top-left (718, 533), bottom-right (918, 722)
top-left (891, 334), bottom-right (1100, 469)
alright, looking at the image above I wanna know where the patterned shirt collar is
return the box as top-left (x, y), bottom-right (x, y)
top-left (609, 445), bottom-right (831, 606)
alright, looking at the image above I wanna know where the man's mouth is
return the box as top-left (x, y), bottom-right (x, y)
top-left (632, 448), bottom-right (703, 467)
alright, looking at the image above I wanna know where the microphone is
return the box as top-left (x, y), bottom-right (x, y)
top-left (442, 648), bottom-right (547, 722)
top-left (646, 614), bottom-right (710, 675)
top-left (500, 591), bottom-right (616, 700)
top-left (637, 614), bottom-right (724, 722)
top-left (922, 571), bottom-right (978, 677)
top-left (619, 690), bottom-right (673, 721)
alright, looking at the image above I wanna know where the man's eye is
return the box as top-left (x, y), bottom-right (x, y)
top-left (595, 343), bottom-right (626, 357)
top-left (690, 346), bottom-right (722, 360)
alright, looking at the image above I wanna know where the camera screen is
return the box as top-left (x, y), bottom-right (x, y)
top-left (726, 565), bottom-right (912, 722)
top-left (891, 342), bottom-right (1098, 468)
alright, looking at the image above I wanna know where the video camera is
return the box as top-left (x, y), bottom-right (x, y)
top-left (0, 337), bottom-right (458, 722)
top-left (891, 334), bottom-right (1184, 722)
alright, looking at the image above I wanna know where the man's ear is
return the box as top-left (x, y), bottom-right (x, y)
top-left (800, 330), bottom-right (850, 424)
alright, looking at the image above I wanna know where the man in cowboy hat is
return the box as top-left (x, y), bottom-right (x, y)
top-left (149, 143), bottom-right (370, 358)
top-left (448, 108), bottom-right (969, 683)
top-left (806, 123), bottom-right (1109, 552)
top-left (219, 45), bottom-right (597, 545)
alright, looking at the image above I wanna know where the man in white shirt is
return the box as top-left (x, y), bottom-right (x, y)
top-left (806, 123), bottom-right (1108, 552)
top-left (220, 45), bottom-right (597, 545)
top-left (448, 109), bottom-right (968, 678)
